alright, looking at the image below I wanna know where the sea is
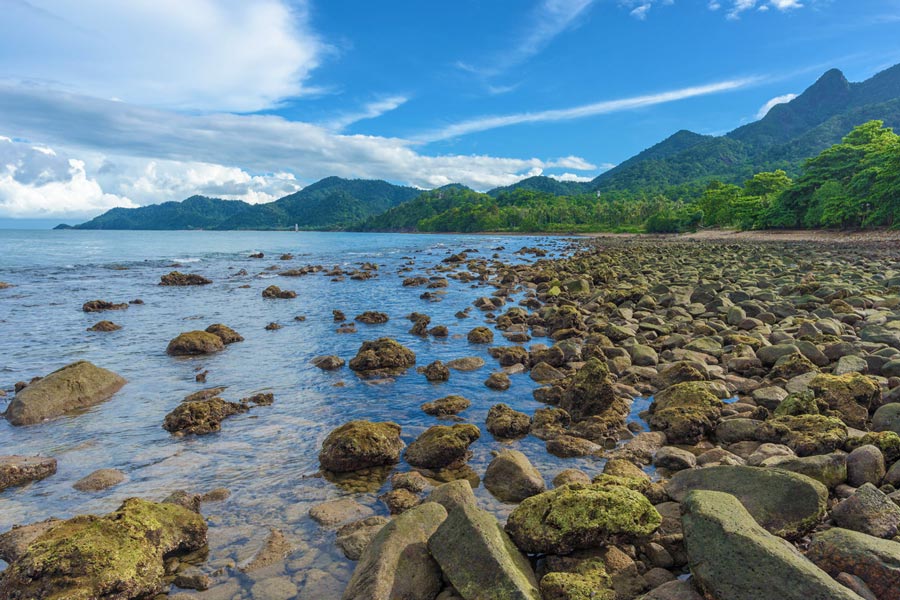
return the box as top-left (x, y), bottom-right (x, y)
top-left (0, 230), bottom-right (644, 595)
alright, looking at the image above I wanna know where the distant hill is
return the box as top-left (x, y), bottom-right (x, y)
top-left (486, 176), bottom-right (589, 197)
top-left (355, 185), bottom-right (479, 231)
top-left (63, 177), bottom-right (421, 230)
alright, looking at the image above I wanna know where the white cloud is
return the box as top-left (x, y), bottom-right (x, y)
top-left (325, 96), bottom-right (409, 130)
top-left (756, 93), bottom-right (798, 118)
top-left (417, 76), bottom-right (761, 142)
top-left (727, 0), bottom-right (805, 19)
top-left (630, 4), bottom-right (652, 19)
top-left (550, 172), bottom-right (594, 182)
top-left (619, 0), bottom-right (674, 20)
top-left (769, 0), bottom-right (804, 9)
top-left (0, 0), bottom-right (324, 112)
top-left (708, 1), bottom-right (722, 10)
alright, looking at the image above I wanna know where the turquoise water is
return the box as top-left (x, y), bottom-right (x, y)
top-left (0, 230), bottom-right (621, 595)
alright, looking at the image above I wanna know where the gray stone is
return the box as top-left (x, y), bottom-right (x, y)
top-left (483, 449), bottom-right (545, 503)
top-left (832, 483), bottom-right (900, 539)
top-left (847, 445), bottom-right (886, 487)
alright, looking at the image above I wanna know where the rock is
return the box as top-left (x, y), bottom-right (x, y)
top-left (73, 468), bottom-right (125, 492)
top-left (664, 465), bottom-right (827, 538)
top-left (0, 455), bottom-right (57, 490)
top-left (421, 360), bottom-right (450, 382)
top-left (654, 446), bottom-right (697, 471)
top-left (485, 372), bottom-right (511, 390)
top-left (426, 480), bottom-right (477, 513)
top-left (629, 344), bottom-right (659, 367)
top-left (312, 355), bottom-right (345, 370)
top-left (546, 435), bottom-right (601, 458)
top-left (653, 361), bottom-right (708, 390)
top-left (405, 424), bottom-right (480, 470)
top-left (0, 498), bottom-right (206, 600)
top-left (540, 554), bottom-right (616, 600)
top-left (163, 397), bottom-right (248, 435)
top-left (809, 373), bottom-right (881, 429)
top-left (159, 271), bottom-right (211, 286)
top-left (429, 502), bottom-right (541, 600)
top-left (262, 284), bottom-right (296, 299)
top-left (531, 362), bottom-right (566, 382)
top-left (505, 483), bottom-right (661, 554)
top-left (807, 527), bottom-right (900, 600)
top-left (486, 403), bottom-right (531, 439)
top-left (639, 580), bottom-right (704, 600)
top-left (467, 326), bottom-right (494, 344)
top-left (87, 320), bottom-right (121, 332)
top-left (552, 469), bottom-right (591, 487)
top-left (0, 519), bottom-right (61, 563)
top-left (380, 488), bottom-right (420, 514)
top-left (264, 321), bottom-right (282, 330)
top-left (166, 330), bottom-right (225, 356)
top-left (205, 323), bottom-right (243, 344)
top-left (835, 354), bottom-right (869, 375)
top-left (251, 577), bottom-right (297, 600)
top-left (5, 361), bottom-right (126, 426)
top-left (774, 391), bottom-right (819, 417)
top-left (447, 357), bottom-right (485, 371)
top-left (342, 502), bottom-right (447, 600)
top-left (82, 299), bottom-right (128, 312)
top-left (391, 471), bottom-right (430, 493)
top-left (746, 442), bottom-right (793, 466)
top-left (832, 483), bottom-right (900, 538)
top-left (558, 358), bottom-right (624, 424)
top-left (491, 345), bottom-right (530, 366)
top-left (349, 338), bottom-right (416, 375)
top-left (484, 449), bottom-right (546, 503)
top-left (421, 395), bottom-right (471, 417)
top-left (647, 382), bottom-right (723, 445)
top-left (872, 403), bottom-right (900, 435)
top-left (319, 421), bottom-right (405, 472)
top-left (752, 386), bottom-right (789, 410)
top-left (847, 445), bottom-right (886, 487)
top-left (355, 311), bottom-right (389, 324)
top-left (755, 415), bottom-right (848, 456)
top-left (241, 528), bottom-right (292, 572)
top-left (309, 498), bottom-right (374, 527)
top-left (336, 516), bottom-right (390, 560)
top-left (715, 418), bottom-right (763, 444)
top-left (531, 407), bottom-right (571, 440)
top-left (762, 453), bottom-right (847, 488)
top-left (681, 490), bottom-right (860, 600)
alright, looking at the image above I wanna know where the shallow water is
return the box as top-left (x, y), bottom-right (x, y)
top-left (0, 230), bottom-right (640, 596)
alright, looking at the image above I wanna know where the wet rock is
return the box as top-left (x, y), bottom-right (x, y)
top-left (163, 397), bottom-right (249, 435)
top-left (241, 528), bottom-right (292, 572)
top-left (380, 488), bottom-right (421, 514)
top-left (391, 471), bottom-right (430, 493)
top-left (405, 424), bottom-right (480, 470)
top-left (319, 421), bottom-right (405, 472)
top-left (426, 479), bottom-right (477, 512)
top-left (654, 446), bottom-right (697, 471)
top-left (807, 527), bottom-right (900, 600)
top-left (262, 284), bottom-right (296, 299)
top-left (847, 444), bottom-right (886, 487)
top-left (484, 449), bottom-right (545, 503)
top-left (486, 403), bottom-right (531, 439)
top-left (251, 577), bottom-right (297, 600)
top-left (505, 483), bottom-right (661, 554)
top-left (429, 502), bottom-right (541, 600)
top-left (336, 516), bottom-right (390, 560)
top-left (552, 469), bottom-right (591, 487)
top-left (832, 483), bottom-right (900, 538)
top-left (348, 338), bottom-right (416, 375)
top-left (166, 330), bottom-right (226, 356)
top-left (309, 498), bottom-right (374, 527)
top-left (447, 357), bottom-right (485, 371)
top-left (558, 357), bottom-right (625, 425)
top-left (87, 320), bottom-right (121, 332)
top-left (665, 464), bottom-right (827, 539)
top-left (342, 502), bottom-right (447, 600)
top-left (531, 362), bottom-right (566, 382)
top-left (82, 299), bottom-right (128, 312)
top-left (312, 355), bottom-right (345, 370)
top-left (0, 455), bottom-right (57, 490)
top-left (485, 371), bottom-right (511, 390)
top-left (159, 271), bottom-right (212, 286)
top-left (334, 309), bottom-right (347, 321)
top-left (356, 311), bottom-right (389, 324)
top-left (6, 361), bottom-right (126, 426)
top-left (0, 498), bottom-right (206, 600)
top-left (0, 519), bottom-right (61, 563)
top-left (205, 323), bottom-right (243, 344)
top-left (647, 382), bottom-right (723, 445)
top-left (467, 326), bottom-right (494, 344)
top-left (546, 435), bottom-right (601, 458)
top-left (681, 490), bottom-right (860, 600)
top-left (73, 468), bottom-right (125, 492)
top-left (420, 360), bottom-right (450, 382)
top-left (421, 395), bottom-right (471, 417)
top-left (531, 407), bottom-right (571, 440)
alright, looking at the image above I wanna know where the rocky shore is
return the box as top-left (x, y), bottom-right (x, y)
top-left (3, 235), bottom-right (900, 599)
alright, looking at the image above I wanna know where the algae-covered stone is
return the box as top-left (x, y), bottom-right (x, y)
top-left (773, 391), bottom-right (819, 417)
top-left (166, 330), bottom-right (225, 356)
top-left (405, 424), bottom-right (480, 469)
top-left (845, 431), bottom-right (900, 463)
top-left (558, 358), bottom-right (628, 437)
top-left (429, 502), bottom-right (541, 600)
top-left (665, 465), bottom-right (827, 539)
top-left (755, 415), bottom-right (848, 456)
top-left (204, 323), bottom-right (243, 344)
top-left (484, 449), bottom-right (545, 503)
top-left (0, 455), bottom-right (57, 490)
top-left (761, 453), bottom-right (847, 489)
top-left (809, 372), bottom-right (881, 429)
top-left (348, 338), bottom-right (416, 374)
top-left (336, 516), bottom-right (390, 561)
top-left (505, 483), bottom-right (661, 554)
top-left (540, 556), bottom-right (616, 600)
top-left (421, 395), bottom-right (471, 417)
top-left (647, 382), bottom-right (723, 445)
top-left (467, 326), bottom-right (494, 344)
top-left (163, 397), bottom-right (248, 435)
top-left (486, 403), bottom-right (532, 439)
top-left (159, 271), bottom-right (211, 286)
top-left (807, 527), bottom-right (900, 600)
top-left (0, 498), bottom-right (207, 600)
top-left (319, 421), bottom-right (404, 473)
top-left (872, 402), bottom-right (900, 435)
top-left (681, 490), bottom-right (861, 600)
top-left (6, 361), bottom-right (126, 426)
top-left (342, 502), bottom-right (447, 600)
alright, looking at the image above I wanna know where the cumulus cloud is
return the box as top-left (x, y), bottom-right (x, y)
top-left (756, 93), bottom-right (798, 118)
top-left (0, 0), bottom-right (324, 112)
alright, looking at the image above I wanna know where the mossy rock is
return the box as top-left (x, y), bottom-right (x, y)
top-left (559, 358), bottom-right (624, 424)
top-left (773, 391), bottom-right (819, 417)
top-left (652, 361), bottom-right (708, 390)
top-left (318, 421), bottom-right (404, 473)
top-left (467, 326), bottom-right (495, 344)
top-left (159, 271), bottom-right (211, 286)
top-left (421, 395), bottom-right (471, 417)
top-left (166, 330), bottom-right (225, 356)
top-left (405, 424), bottom-right (480, 470)
top-left (846, 431), bottom-right (900, 463)
top-left (647, 381), bottom-right (723, 445)
top-left (204, 323), bottom-right (243, 344)
top-left (0, 498), bottom-right (207, 600)
top-left (505, 483), bottom-right (661, 555)
top-left (755, 415), bottom-right (848, 456)
top-left (486, 404), bottom-right (532, 439)
top-left (769, 353), bottom-right (819, 380)
top-left (809, 373), bottom-right (881, 429)
top-left (162, 398), bottom-right (248, 435)
top-left (348, 338), bottom-right (416, 374)
top-left (540, 556), bottom-right (615, 600)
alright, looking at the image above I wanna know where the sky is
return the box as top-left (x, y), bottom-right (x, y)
top-left (0, 0), bottom-right (899, 222)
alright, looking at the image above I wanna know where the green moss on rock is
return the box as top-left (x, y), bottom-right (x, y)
top-left (755, 415), bottom-right (848, 457)
top-left (405, 424), bottom-right (481, 470)
top-left (165, 330), bottom-right (225, 356)
top-left (318, 421), bottom-right (405, 473)
top-left (809, 372), bottom-right (881, 429)
top-left (348, 338), bottom-right (416, 374)
top-left (846, 431), bottom-right (900, 463)
top-left (773, 391), bottom-right (819, 417)
top-left (540, 557), bottom-right (615, 600)
top-left (647, 381), bottom-right (723, 444)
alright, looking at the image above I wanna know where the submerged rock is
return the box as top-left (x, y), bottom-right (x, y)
top-left (162, 397), bottom-right (248, 435)
top-left (0, 455), bottom-right (57, 491)
top-left (348, 338), bottom-right (416, 375)
top-left (447, 356), bottom-right (485, 371)
top-left (405, 424), bottom-right (480, 470)
top-left (87, 320), bottom-right (121, 332)
top-left (336, 516), bottom-right (390, 560)
top-left (73, 468), bottom-right (125, 492)
top-left (312, 355), bottom-right (346, 370)
top-left (421, 395), bottom-right (470, 417)
top-left (319, 421), bottom-right (405, 472)
top-left (6, 361), bottom-right (126, 426)
top-left (159, 271), bottom-right (212, 286)
top-left (0, 498), bottom-right (207, 600)
top-left (82, 299), bottom-right (128, 312)
top-left (205, 323), bottom-right (243, 344)
top-left (166, 330), bottom-right (226, 356)
top-left (262, 285), bottom-right (296, 299)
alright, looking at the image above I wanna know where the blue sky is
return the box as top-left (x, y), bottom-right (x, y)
top-left (0, 0), bottom-right (899, 220)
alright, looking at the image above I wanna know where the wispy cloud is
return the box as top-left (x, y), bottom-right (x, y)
top-left (756, 93), bottom-right (797, 119)
top-left (725, 0), bottom-right (805, 19)
top-left (325, 95), bottom-right (408, 130)
top-left (416, 76), bottom-right (762, 142)
top-left (619, 0), bottom-right (674, 20)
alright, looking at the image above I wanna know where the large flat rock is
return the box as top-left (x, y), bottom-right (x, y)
top-left (0, 455), bottom-right (57, 491)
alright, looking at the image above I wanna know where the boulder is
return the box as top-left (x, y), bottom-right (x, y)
top-left (204, 324), bottom-right (243, 344)
top-left (807, 527), bottom-right (900, 600)
top-left (0, 519), bottom-right (61, 563)
top-left (0, 498), bottom-right (207, 600)
top-left (647, 382), bottom-right (723, 445)
top-left (467, 327), bottom-right (494, 344)
top-left (420, 361), bottom-right (450, 382)
top-left (312, 355), bottom-right (345, 370)
top-left (348, 338), bottom-right (416, 375)
top-left (73, 468), bottom-right (125, 492)
top-left (808, 373), bottom-right (881, 429)
top-left (162, 397), bottom-right (248, 435)
top-left (380, 489), bottom-right (420, 515)
top-left (872, 403), bottom-right (900, 435)
top-left (262, 285), bottom-right (296, 299)
top-left (832, 483), bottom-right (900, 539)
top-left (405, 424), bottom-right (480, 470)
top-left (505, 483), bottom-right (661, 554)
top-left (447, 357), bottom-right (485, 371)
top-left (342, 502), bottom-right (447, 600)
top-left (654, 446), bottom-right (697, 471)
top-left (665, 465), bottom-right (827, 538)
top-left (319, 421), bottom-right (405, 472)
top-left (546, 435), bottom-right (601, 458)
top-left (429, 502), bottom-right (541, 600)
top-left (355, 311), bottom-right (389, 324)
top-left (426, 480), bottom-right (477, 513)
top-left (166, 331), bottom-right (225, 356)
top-left (82, 299), bottom-right (128, 312)
top-left (484, 449), bottom-right (545, 503)
top-left (486, 403), bottom-right (532, 438)
top-left (681, 490), bottom-right (861, 600)
top-left (0, 455), bottom-right (57, 491)
top-left (761, 453), bottom-right (847, 489)
top-left (421, 395), bottom-right (471, 417)
top-left (336, 516), bottom-right (390, 560)
top-left (558, 358), bottom-right (625, 424)
top-left (847, 445), bottom-right (886, 487)
top-left (5, 361), bottom-right (126, 426)
top-left (652, 361), bottom-right (708, 390)
top-left (87, 320), bottom-right (121, 332)
top-left (159, 271), bottom-right (211, 286)
top-left (755, 415), bottom-right (848, 456)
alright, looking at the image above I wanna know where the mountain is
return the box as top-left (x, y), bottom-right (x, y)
top-left (64, 177), bottom-right (421, 230)
top-left (592, 64), bottom-right (900, 192)
top-left (486, 176), bottom-right (589, 197)
top-left (355, 185), bottom-right (479, 231)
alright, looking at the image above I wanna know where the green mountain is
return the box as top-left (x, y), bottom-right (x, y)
top-left (355, 185), bottom-right (478, 231)
top-left (62, 177), bottom-right (421, 230)
top-left (486, 175), bottom-right (589, 197)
